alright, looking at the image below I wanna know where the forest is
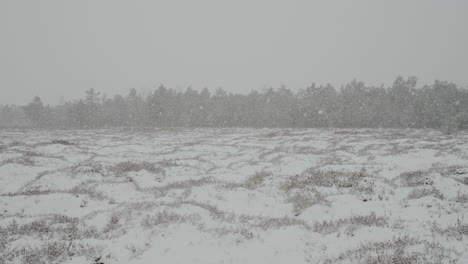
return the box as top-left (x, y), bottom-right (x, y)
top-left (1, 77), bottom-right (468, 131)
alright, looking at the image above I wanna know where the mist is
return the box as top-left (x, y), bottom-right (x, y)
top-left (2, 0), bottom-right (468, 105)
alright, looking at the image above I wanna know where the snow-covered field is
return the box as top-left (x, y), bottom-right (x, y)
top-left (1, 128), bottom-right (468, 264)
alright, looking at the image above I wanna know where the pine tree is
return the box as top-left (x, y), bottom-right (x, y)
top-left (23, 96), bottom-right (46, 127)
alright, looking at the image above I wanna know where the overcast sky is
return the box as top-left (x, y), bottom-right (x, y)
top-left (1, 0), bottom-right (467, 105)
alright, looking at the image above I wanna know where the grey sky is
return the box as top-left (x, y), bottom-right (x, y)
top-left (1, 0), bottom-right (467, 105)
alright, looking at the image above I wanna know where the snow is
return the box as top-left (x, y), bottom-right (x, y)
top-left (0, 128), bottom-right (467, 263)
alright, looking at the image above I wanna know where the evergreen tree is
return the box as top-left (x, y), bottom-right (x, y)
top-left (23, 96), bottom-right (46, 127)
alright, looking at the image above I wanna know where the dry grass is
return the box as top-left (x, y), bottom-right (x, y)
top-left (153, 177), bottom-right (215, 195)
top-left (454, 177), bottom-right (468, 186)
top-left (140, 200), bottom-right (312, 231)
top-left (398, 170), bottom-right (432, 187)
top-left (282, 168), bottom-right (367, 191)
top-left (263, 130), bottom-right (293, 138)
top-left (431, 216), bottom-right (468, 241)
top-left (71, 183), bottom-right (109, 201)
top-left (102, 212), bottom-right (123, 233)
top-left (0, 215), bottom-right (97, 240)
top-left (221, 171), bottom-right (272, 190)
top-left (243, 171), bottom-right (272, 189)
top-left (1, 156), bottom-right (35, 166)
top-left (323, 236), bottom-right (458, 264)
top-left (6, 241), bottom-right (99, 264)
top-left (313, 213), bottom-right (387, 234)
top-left (455, 191), bottom-right (468, 203)
top-left (69, 161), bottom-right (107, 176)
top-left (110, 161), bottom-right (164, 176)
top-left (0, 215), bottom-right (100, 264)
top-left (34, 139), bottom-right (76, 147)
top-left (8, 141), bottom-right (25, 147)
top-left (141, 210), bottom-right (201, 228)
top-left (286, 190), bottom-right (330, 215)
top-left (407, 187), bottom-right (444, 200)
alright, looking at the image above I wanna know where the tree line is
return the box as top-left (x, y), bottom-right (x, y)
top-left (1, 77), bottom-right (468, 131)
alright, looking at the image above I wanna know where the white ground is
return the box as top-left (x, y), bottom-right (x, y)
top-left (1, 128), bottom-right (468, 263)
